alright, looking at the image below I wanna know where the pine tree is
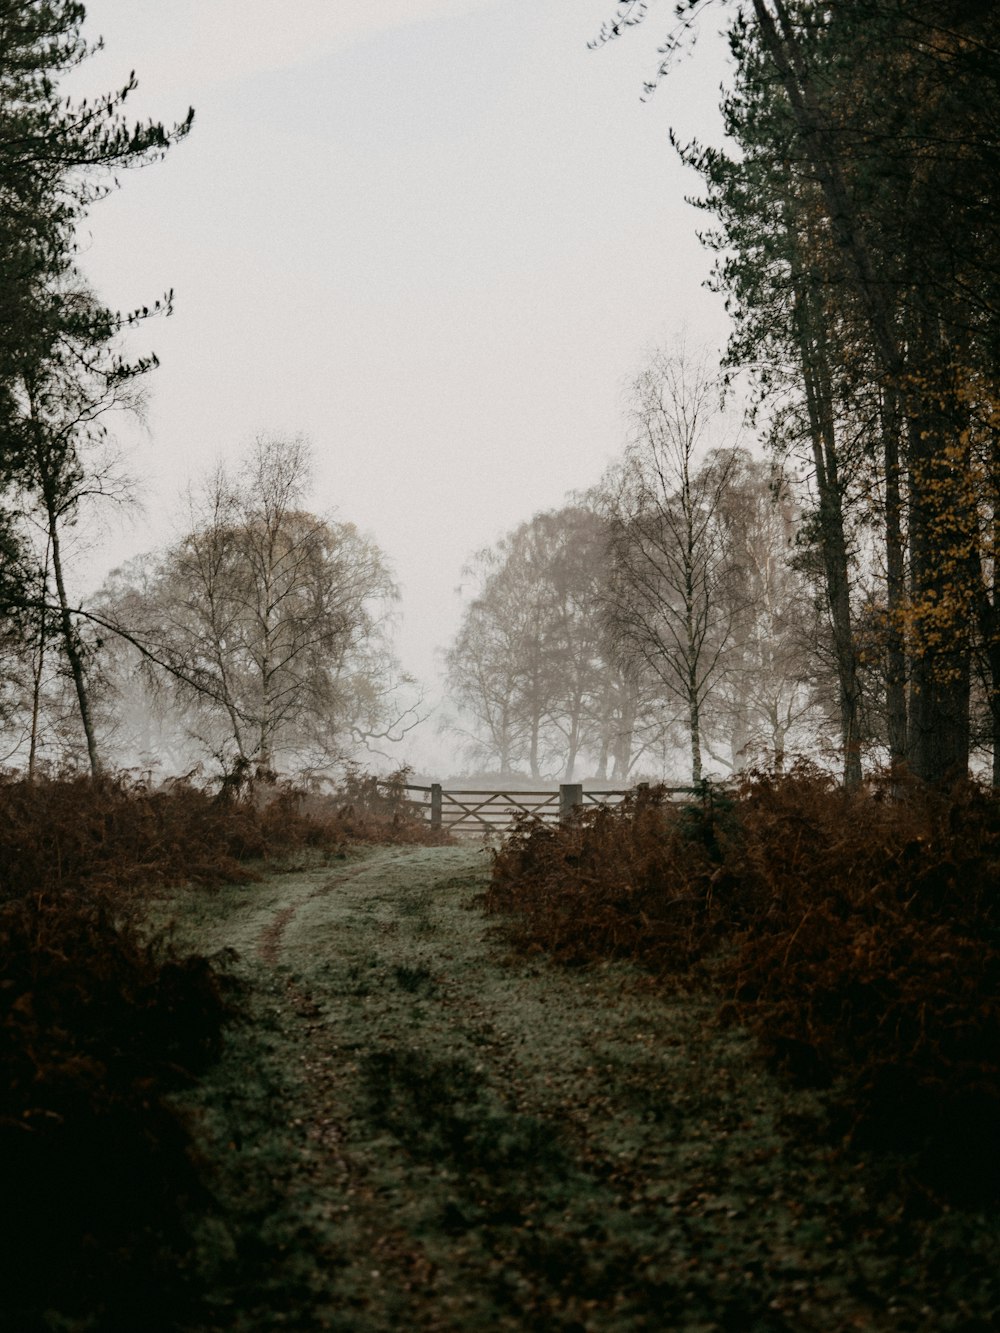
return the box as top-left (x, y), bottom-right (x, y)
top-left (0, 1), bottom-right (194, 773)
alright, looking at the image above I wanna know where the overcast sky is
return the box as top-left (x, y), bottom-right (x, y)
top-left (68, 1), bottom-right (734, 774)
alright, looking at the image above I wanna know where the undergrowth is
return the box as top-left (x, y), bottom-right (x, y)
top-left (487, 765), bottom-right (1000, 1206)
top-left (0, 766), bottom-right (444, 1331)
top-left (0, 765), bottom-right (445, 903)
top-left (311, 763), bottom-right (449, 848)
top-left (0, 888), bottom-right (233, 1331)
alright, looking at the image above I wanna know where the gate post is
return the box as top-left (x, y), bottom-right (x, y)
top-left (430, 783), bottom-right (443, 831)
top-left (559, 783), bottom-right (583, 824)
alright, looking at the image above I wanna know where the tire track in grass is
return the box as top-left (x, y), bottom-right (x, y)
top-left (170, 845), bottom-right (993, 1331)
top-left (254, 854), bottom-right (409, 965)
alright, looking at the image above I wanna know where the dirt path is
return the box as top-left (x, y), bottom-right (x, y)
top-left (168, 846), bottom-right (929, 1332)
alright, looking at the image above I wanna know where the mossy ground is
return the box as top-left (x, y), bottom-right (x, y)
top-left (161, 845), bottom-right (999, 1331)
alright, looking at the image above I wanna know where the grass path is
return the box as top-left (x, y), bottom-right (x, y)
top-left (164, 846), bottom-right (975, 1331)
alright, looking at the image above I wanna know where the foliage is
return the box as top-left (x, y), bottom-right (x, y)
top-left (0, 802), bottom-right (231, 1330)
top-left (488, 784), bottom-right (723, 970)
top-left (319, 764), bottom-right (452, 845)
top-left (0, 888), bottom-right (230, 1331)
top-left (0, 766), bottom-right (447, 903)
top-left (488, 768), bottom-right (1000, 1201)
top-left (0, 0), bottom-right (192, 464)
top-left (0, 772), bottom-right (308, 895)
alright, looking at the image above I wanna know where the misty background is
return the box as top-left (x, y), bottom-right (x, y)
top-left (56, 1), bottom-right (734, 779)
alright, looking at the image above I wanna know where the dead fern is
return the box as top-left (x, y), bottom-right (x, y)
top-left (487, 764), bottom-right (1000, 1202)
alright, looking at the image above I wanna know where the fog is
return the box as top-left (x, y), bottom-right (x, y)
top-left (45, 2), bottom-right (736, 781)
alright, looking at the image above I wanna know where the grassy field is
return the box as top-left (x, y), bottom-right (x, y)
top-left (155, 843), bottom-right (1000, 1331)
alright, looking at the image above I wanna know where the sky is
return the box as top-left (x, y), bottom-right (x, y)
top-left (66, 1), bottom-right (735, 774)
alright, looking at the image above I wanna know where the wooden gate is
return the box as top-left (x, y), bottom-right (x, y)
top-left (402, 783), bottom-right (631, 836)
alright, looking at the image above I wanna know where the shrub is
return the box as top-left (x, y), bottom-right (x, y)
top-left (487, 766), bottom-right (1000, 1201)
top-left (487, 782), bottom-right (736, 973)
top-left (0, 888), bottom-right (232, 1329)
top-left (720, 769), bottom-right (1000, 1201)
top-left (0, 766), bottom-right (447, 907)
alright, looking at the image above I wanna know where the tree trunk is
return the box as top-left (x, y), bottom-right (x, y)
top-left (880, 384), bottom-right (908, 768)
top-left (563, 709), bottom-right (581, 783)
top-left (906, 389), bottom-right (972, 784)
top-left (987, 635), bottom-right (1000, 788)
top-left (980, 431), bottom-right (1000, 787)
top-left (27, 543), bottom-right (51, 781)
top-left (528, 710), bottom-right (541, 780)
top-left (689, 685), bottom-right (703, 785)
top-left (47, 502), bottom-right (101, 777)
top-left (612, 672), bottom-right (637, 782)
top-left (28, 621), bottom-right (46, 779)
top-left (793, 277), bottom-right (864, 786)
top-left (594, 695), bottom-right (610, 780)
top-left (729, 699), bottom-right (750, 774)
top-left (769, 702), bottom-right (786, 773)
top-left (903, 309), bottom-right (974, 783)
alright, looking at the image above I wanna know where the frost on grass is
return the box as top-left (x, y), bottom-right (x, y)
top-left (164, 842), bottom-right (1000, 1331)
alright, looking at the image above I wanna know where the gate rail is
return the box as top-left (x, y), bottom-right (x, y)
top-left (401, 782), bottom-right (698, 836)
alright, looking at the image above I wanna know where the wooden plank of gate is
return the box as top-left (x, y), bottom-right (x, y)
top-left (442, 794), bottom-right (517, 829)
top-left (442, 790), bottom-right (562, 830)
top-left (491, 792), bottom-right (559, 820)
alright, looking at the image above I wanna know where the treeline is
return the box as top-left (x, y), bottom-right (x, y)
top-left (444, 350), bottom-right (834, 783)
top-left (447, 0), bottom-right (1000, 787)
top-left (594, 0), bottom-right (1000, 786)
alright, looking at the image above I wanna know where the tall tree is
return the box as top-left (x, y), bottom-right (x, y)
top-left (602, 348), bottom-right (743, 784)
top-left (677, 44), bottom-right (872, 783)
top-left (0, 0), bottom-right (193, 773)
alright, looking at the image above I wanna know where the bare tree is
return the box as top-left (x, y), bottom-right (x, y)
top-left (443, 506), bottom-right (619, 780)
top-left (708, 454), bottom-right (835, 771)
top-left (99, 434), bottom-right (413, 777)
top-left (603, 347), bottom-right (744, 784)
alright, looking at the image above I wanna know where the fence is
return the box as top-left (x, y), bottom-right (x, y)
top-left (401, 782), bottom-right (697, 836)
